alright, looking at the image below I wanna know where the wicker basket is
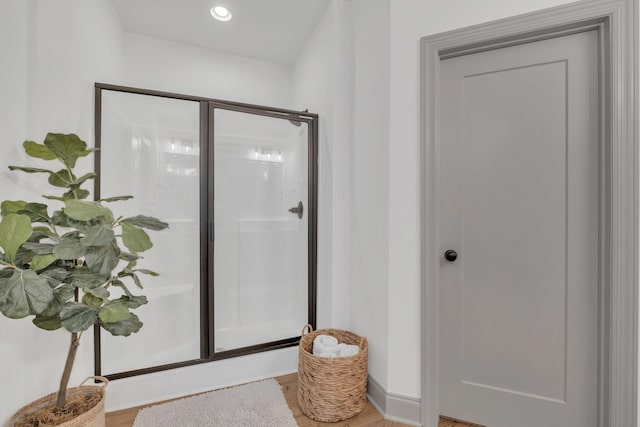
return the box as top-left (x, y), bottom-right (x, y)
top-left (297, 324), bottom-right (368, 422)
top-left (7, 376), bottom-right (108, 427)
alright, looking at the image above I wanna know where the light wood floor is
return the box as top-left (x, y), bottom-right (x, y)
top-left (105, 373), bottom-right (479, 427)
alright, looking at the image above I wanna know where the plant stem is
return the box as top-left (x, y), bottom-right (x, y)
top-left (56, 332), bottom-right (80, 412)
top-left (48, 223), bottom-right (61, 238)
top-left (65, 166), bottom-right (78, 199)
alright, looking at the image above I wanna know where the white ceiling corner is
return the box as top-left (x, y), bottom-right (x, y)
top-left (112, 0), bottom-right (331, 65)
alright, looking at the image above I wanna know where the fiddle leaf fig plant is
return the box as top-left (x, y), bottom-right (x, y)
top-left (0, 133), bottom-right (168, 412)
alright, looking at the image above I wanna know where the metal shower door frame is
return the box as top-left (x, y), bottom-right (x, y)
top-left (93, 83), bottom-right (318, 380)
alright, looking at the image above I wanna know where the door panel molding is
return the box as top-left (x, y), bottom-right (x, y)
top-left (420, 1), bottom-right (638, 426)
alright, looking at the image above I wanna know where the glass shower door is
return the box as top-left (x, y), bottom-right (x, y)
top-left (95, 83), bottom-right (317, 378)
top-left (212, 105), bottom-right (309, 352)
top-left (98, 90), bottom-right (202, 374)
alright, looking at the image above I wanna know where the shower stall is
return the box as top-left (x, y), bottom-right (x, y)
top-left (94, 84), bottom-right (317, 378)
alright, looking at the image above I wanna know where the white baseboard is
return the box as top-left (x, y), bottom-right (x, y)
top-left (367, 376), bottom-right (422, 426)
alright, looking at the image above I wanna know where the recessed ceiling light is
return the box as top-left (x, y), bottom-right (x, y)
top-left (210, 6), bottom-right (232, 22)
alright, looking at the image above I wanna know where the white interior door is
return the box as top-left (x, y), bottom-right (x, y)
top-left (438, 30), bottom-right (599, 427)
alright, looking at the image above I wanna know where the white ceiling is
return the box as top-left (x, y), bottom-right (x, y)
top-left (112, 0), bottom-right (331, 65)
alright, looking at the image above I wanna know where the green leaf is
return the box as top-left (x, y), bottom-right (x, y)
top-left (82, 293), bottom-right (104, 309)
top-left (110, 278), bottom-right (135, 294)
top-left (101, 313), bottom-right (142, 337)
top-left (0, 268), bottom-right (53, 318)
top-left (30, 254), bottom-right (56, 271)
top-left (52, 234), bottom-right (85, 260)
top-left (33, 315), bottom-right (62, 331)
top-left (42, 195), bottom-right (65, 202)
top-left (119, 251), bottom-right (140, 262)
top-left (71, 173), bottom-right (96, 186)
top-left (84, 241), bottom-right (120, 275)
top-left (85, 287), bottom-right (110, 299)
top-left (122, 223), bottom-right (152, 252)
top-left (131, 273), bottom-right (143, 289)
top-left (68, 188), bottom-right (90, 200)
top-left (18, 203), bottom-right (49, 223)
top-left (135, 269), bottom-right (159, 276)
top-left (21, 242), bottom-right (54, 254)
top-left (99, 195), bottom-right (133, 203)
top-left (64, 200), bottom-right (110, 221)
top-left (40, 268), bottom-right (69, 288)
top-left (82, 149), bottom-right (97, 156)
top-left (60, 301), bottom-right (97, 332)
top-left (41, 282), bottom-right (75, 317)
top-left (99, 302), bottom-right (131, 323)
top-left (48, 169), bottom-right (75, 188)
top-left (1, 201), bottom-right (26, 217)
top-left (121, 215), bottom-right (169, 231)
top-left (51, 210), bottom-right (90, 231)
top-left (110, 279), bottom-right (126, 289)
top-left (13, 247), bottom-right (35, 266)
top-left (111, 294), bottom-right (147, 309)
top-left (54, 283), bottom-right (75, 300)
top-left (43, 133), bottom-right (89, 169)
top-left (23, 140), bottom-right (57, 160)
top-left (28, 226), bottom-right (56, 242)
top-left (68, 268), bottom-right (109, 289)
top-left (8, 166), bottom-right (55, 175)
top-left (80, 224), bottom-right (114, 247)
top-left (46, 188), bottom-right (91, 201)
top-left (0, 214), bottom-right (33, 262)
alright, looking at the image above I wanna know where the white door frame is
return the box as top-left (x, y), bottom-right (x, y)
top-left (419, 1), bottom-right (639, 427)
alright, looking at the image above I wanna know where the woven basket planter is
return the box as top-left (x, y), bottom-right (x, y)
top-left (7, 376), bottom-right (108, 427)
top-left (297, 324), bottom-right (368, 422)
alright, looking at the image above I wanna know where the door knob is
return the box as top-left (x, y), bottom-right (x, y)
top-left (288, 201), bottom-right (304, 219)
top-left (444, 250), bottom-right (458, 262)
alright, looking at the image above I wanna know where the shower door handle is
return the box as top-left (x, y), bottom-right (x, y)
top-left (288, 201), bottom-right (304, 219)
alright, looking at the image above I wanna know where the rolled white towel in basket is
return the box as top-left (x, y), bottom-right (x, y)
top-left (313, 335), bottom-right (340, 355)
top-left (313, 335), bottom-right (338, 347)
top-left (314, 334), bottom-right (338, 346)
top-left (315, 342), bottom-right (347, 356)
top-left (312, 334), bottom-right (360, 357)
top-left (338, 344), bottom-right (360, 357)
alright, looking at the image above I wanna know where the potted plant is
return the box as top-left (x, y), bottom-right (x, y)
top-left (0, 133), bottom-right (168, 427)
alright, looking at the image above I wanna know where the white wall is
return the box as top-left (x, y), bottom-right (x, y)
top-left (121, 33), bottom-right (293, 109)
top-left (292, 2), bottom-right (337, 330)
top-left (0, 2), bottom-right (38, 425)
top-left (292, 0), bottom-right (393, 389)
top-left (0, 0), bottom-right (124, 423)
top-left (293, 0), bottom-right (393, 393)
top-left (386, 0), bottom-right (584, 398)
top-left (0, 0), bottom-right (28, 203)
top-left (27, 0), bottom-right (124, 140)
top-left (350, 0), bottom-right (391, 389)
